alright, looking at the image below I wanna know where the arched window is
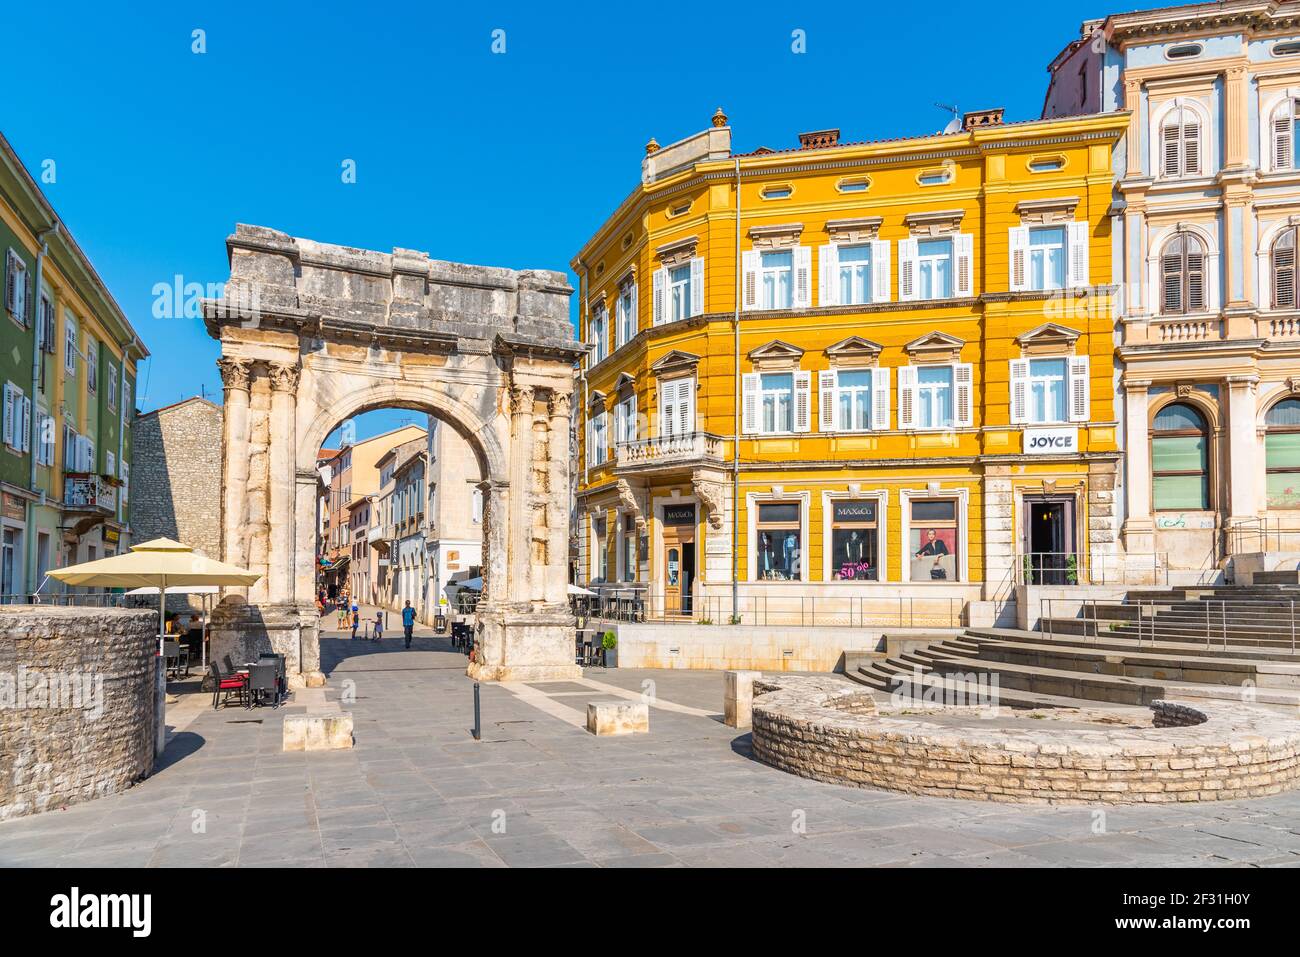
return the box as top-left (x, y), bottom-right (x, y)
top-left (1152, 402), bottom-right (1210, 511)
top-left (1266, 397), bottom-right (1300, 508)
top-left (1160, 107), bottom-right (1201, 178)
top-left (1273, 228), bottom-right (1298, 309)
top-left (1271, 97), bottom-right (1300, 170)
top-left (1160, 234), bottom-right (1206, 314)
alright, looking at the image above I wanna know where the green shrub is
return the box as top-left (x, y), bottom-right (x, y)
top-left (601, 630), bottom-right (617, 651)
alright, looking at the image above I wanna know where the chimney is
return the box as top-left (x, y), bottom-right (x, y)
top-left (797, 128), bottom-right (840, 149)
top-left (962, 108), bottom-right (1005, 131)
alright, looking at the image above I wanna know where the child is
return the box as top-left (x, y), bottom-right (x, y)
top-left (351, 608), bottom-right (360, 640)
top-left (372, 610), bottom-right (384, 642)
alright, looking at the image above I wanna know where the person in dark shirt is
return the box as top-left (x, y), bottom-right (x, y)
top-left (915, 528), bottom-right (950, 558)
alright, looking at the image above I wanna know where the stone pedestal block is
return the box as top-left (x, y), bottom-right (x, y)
top-left (283, 712), bottom-right (354, 751)
top-left (586, 700), bottom-right (649, 736)
top-left (468, 603), bottom-right (581, 682)
top-left (724, 670), bottom-right (761, 729)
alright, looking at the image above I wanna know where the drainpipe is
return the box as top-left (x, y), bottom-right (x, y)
top-left (25, 223), bottom-right (57, 599)
top-left (117, 334), bottom-right (138, 548)
top-left (731, 157), bottom-right (742, 621)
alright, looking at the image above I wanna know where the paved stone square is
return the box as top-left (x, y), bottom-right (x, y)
top-left (2, 620), bottom-right (1300, 868)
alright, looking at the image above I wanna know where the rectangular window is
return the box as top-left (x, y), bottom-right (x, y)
top-left (669, 265), bottom-right (692, 323)
top-left (592, 516), bottom-right (608, 582)
top-left (837, 244), bottom-right (873, 305)
top-left (615, 394), bottom-right (636, 445)
top-left (87, 339), bottom-right (98, 395)
top-left (829, 499), bottom-right (879, 581)
top-left (1028, 358), bottom-right (1068, 424)
top-left (1028, 227), bottom-right (1067, 291)
top-left (4, 249), bottom-right (27, 324)
top-left (759, 251), bottom-right (793, 309)
top-left (759, 372), bottom-right (794, 434)
top-left (916, 365), bottom-right (954, 429)
top-left (588, 411), bottom-right (608, 466)
top-left (1152, 435), bottom-right (1209, 510)
top-left (755, 501), bottom-right (802, 581)
top-left (621, 522), bottom-right (636, 582)
top-left (836, 369), bottom-right (874, 431)
top-left (909, 498), bottom-right (959, 581)
top-left (659, 377), bottom-right (693, 437)
top-left (589, 304), bottom-right (607, 364)
top-left (64, 317), bottom-right (78, 377)
top-left (917, 238), bottom-right (953, 299)
top-left (617, 283), bottom-right (636, 347)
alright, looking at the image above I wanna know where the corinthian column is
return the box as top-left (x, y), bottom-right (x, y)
top-left (217, 357), bottom-right (253, 584)
top-left (267, 362), bottom-right (300, 604)
top-left (508, 383), bottom-right (535, 602)
top-left (547, 389), bottom-right (572, 604)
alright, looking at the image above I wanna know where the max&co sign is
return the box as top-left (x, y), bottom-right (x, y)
top-left (1023, 427), bottom-right (1079, 455)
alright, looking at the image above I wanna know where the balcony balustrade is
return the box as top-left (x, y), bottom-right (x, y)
top-left (614, 431), bottom-right (723, 470)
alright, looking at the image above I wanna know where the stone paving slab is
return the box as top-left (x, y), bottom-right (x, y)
top-left (2, 627), bottom-right (1300, 868)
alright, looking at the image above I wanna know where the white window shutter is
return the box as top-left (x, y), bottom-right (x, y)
top-left (689, 256), bottom-right (704, 317)
top-left (678, 378), bottom-right (693, 434)
top-left (954, 362), bottom-right (974, 428)
top-left (1162, 122), bottom-right (1181, 177)
top-left (872, 365), bottom-right (890, 431)
top-left (1275, 114), bottom-right (1293, 171)
top-left (629, 283), bottom-right (638, 337)
top-left (585, 417), bottom-right (592, 468)
top-left (742, 251), bottom-right (760, 310)
top-left (1, 385), bottom-right (13, 447)
top-left (955, 233), bottom-right (974, 297)
top-left (1068, 355), bottom-right (1090, 422)
top-left (819, 244), bottom-right (839, 307)
top-left (1009, 226), bottom-right (1029, 291)
top-left (1183, 121), bottom-right (1200, 175)
top-left (819, 370), bottom-right (837, 431)
top-left (793, 371), bottom-right (811, 432)
top-left (22, 270), bottom-right (31, 327)
top-left (19, 396), bottom-right (30, 452)
top-left (628, 393), bottom-right (638, 442)
top-left (1067, 221), bottom-right (1090, 289)
top-left (742, 373), bottom-right (759, 433)
top-left (659, 382), bottom-right (672, 437)
top-left (614, 401), bottom-right (625, 446)
top-left (1009, 359), bottom-right (1029, 424)
top-left (793, 246), bottom-right (812, 309)
top-left (871, 239), bottom-right (891, 303)
top-left (899, 239), bottom-right (918, 301)
top-left (3, 252), bottom-right (14, 315)
top-left (652, 268), bottom-right (666, 326)
top-left (897, 366), bottom-right (916, 430)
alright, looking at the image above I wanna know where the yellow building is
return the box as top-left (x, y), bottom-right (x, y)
top-left (573, 107), bottom-right (1129, 628)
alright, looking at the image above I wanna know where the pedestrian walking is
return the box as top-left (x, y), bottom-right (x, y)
top-left (401, 600), bottom-right (416, 649)
top-left (351, 608), bottom-right (360, 640)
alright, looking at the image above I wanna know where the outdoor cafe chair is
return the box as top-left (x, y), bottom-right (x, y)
top-left (209, 662), bottom-right (248, 710)
top-left (248, 662), bottom-right (280, 708)
top-left (163, 640), bottom-right (188, 679)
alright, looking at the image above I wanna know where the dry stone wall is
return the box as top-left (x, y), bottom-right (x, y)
top-left (0, 607), bottom-right (158, 821)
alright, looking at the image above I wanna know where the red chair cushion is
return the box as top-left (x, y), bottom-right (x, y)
top-left (218, 678), bottom-right (246, 689)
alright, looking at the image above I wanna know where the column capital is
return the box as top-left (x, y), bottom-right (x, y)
top-left (268, 362), bottom-right (301, 394)
top-left (547, 389), bottom-right (572, 419)
top-left (1122, 377), bottom-right (1153, 393)
top-left (510, 384), bottom-right (536, 416)
top-left (217, 357), bottom-right (253, 392)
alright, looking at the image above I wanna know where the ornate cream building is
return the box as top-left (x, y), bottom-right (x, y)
top-left (1045, 0), bottom-right (1300, 576)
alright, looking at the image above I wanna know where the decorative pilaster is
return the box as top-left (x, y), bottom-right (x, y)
top-left (507, 383), bottom-right (536, 602)
top-left (547, 389), bottom-right (572, 602)
top-left (1121, 379), bottom-right (1155, 552)
top-left (267, 362), bottom-right (300, 604)
top-left (1226, 374), bottom-right (1260, 524)
top-left (217, 357), bottom-right (253, 584)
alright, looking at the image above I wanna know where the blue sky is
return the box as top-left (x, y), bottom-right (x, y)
top-left (1, 0), bottom-right (1106, 441)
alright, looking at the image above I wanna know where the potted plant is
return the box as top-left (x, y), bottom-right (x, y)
top-left (601, 629), bottom-right (618, 668)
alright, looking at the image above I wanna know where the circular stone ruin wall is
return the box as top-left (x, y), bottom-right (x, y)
top-left (0, 606), bottom-right (158, 821)
top-left (750, 676), bottom-right (1300, 805)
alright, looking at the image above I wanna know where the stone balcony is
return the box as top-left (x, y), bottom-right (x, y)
top-left (64, 474), bottom-right (116, 513)
top-left (614, 431), bottom-right (724, 474)
top-left (1124, 310), bottom-right (1300, 347)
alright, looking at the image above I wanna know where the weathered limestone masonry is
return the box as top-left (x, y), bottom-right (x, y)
top-left (131, 397), bottom-right (223, 616)
top-left (750, 675), bottom-right (1300, 804)
top-left (0, 607), bottom-right (157, 821)
top-left (203, 225), bottom-right (584, 685)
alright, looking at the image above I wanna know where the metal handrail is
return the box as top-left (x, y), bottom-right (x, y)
top-left (1040, 596), bottom-right (1298, 652)
top-left (1016, 550), bottom-right (1169, 586)
top-left (585, 592), bottom-right (964, 628)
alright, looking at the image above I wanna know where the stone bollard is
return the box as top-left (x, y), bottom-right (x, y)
top-left (283, 712), bottom-right (354, 751)
top-left (724, 670), bottom-right (761, 729)
top-left (586, 700), bottom-right (649, 736)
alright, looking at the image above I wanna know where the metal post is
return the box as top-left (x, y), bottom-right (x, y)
top-left (472, 681), bottom-right (481, 741)
top-left (1291, 599), bottom-right (1295, 653)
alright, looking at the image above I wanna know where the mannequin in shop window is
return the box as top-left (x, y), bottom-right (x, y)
top-left (759, 532), bottom-right (776, 579)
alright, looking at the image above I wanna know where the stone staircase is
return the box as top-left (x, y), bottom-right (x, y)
top-left (847, 571), bottom-right (1300, 712)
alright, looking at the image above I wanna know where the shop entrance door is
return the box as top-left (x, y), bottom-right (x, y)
top-left (1025, 497), bottom-right (1075, 585)
top-left (662, 504), bottom-right (696, 615)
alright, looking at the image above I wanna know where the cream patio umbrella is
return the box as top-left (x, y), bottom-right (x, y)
top-left (49, 538), bottom-right (260, 650)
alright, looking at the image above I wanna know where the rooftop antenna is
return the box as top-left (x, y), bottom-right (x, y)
top-left (936, 102), bottom-right (962, 135)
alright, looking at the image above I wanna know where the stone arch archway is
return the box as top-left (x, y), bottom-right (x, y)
top-left (205, 224), bottom-right (583, 684)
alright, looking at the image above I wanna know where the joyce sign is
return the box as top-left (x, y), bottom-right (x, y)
top-left (1024, 427), bottom-right (1078, 455)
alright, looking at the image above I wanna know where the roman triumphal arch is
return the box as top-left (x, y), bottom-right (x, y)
top-left (203, 224), bottom-right (584, 685)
